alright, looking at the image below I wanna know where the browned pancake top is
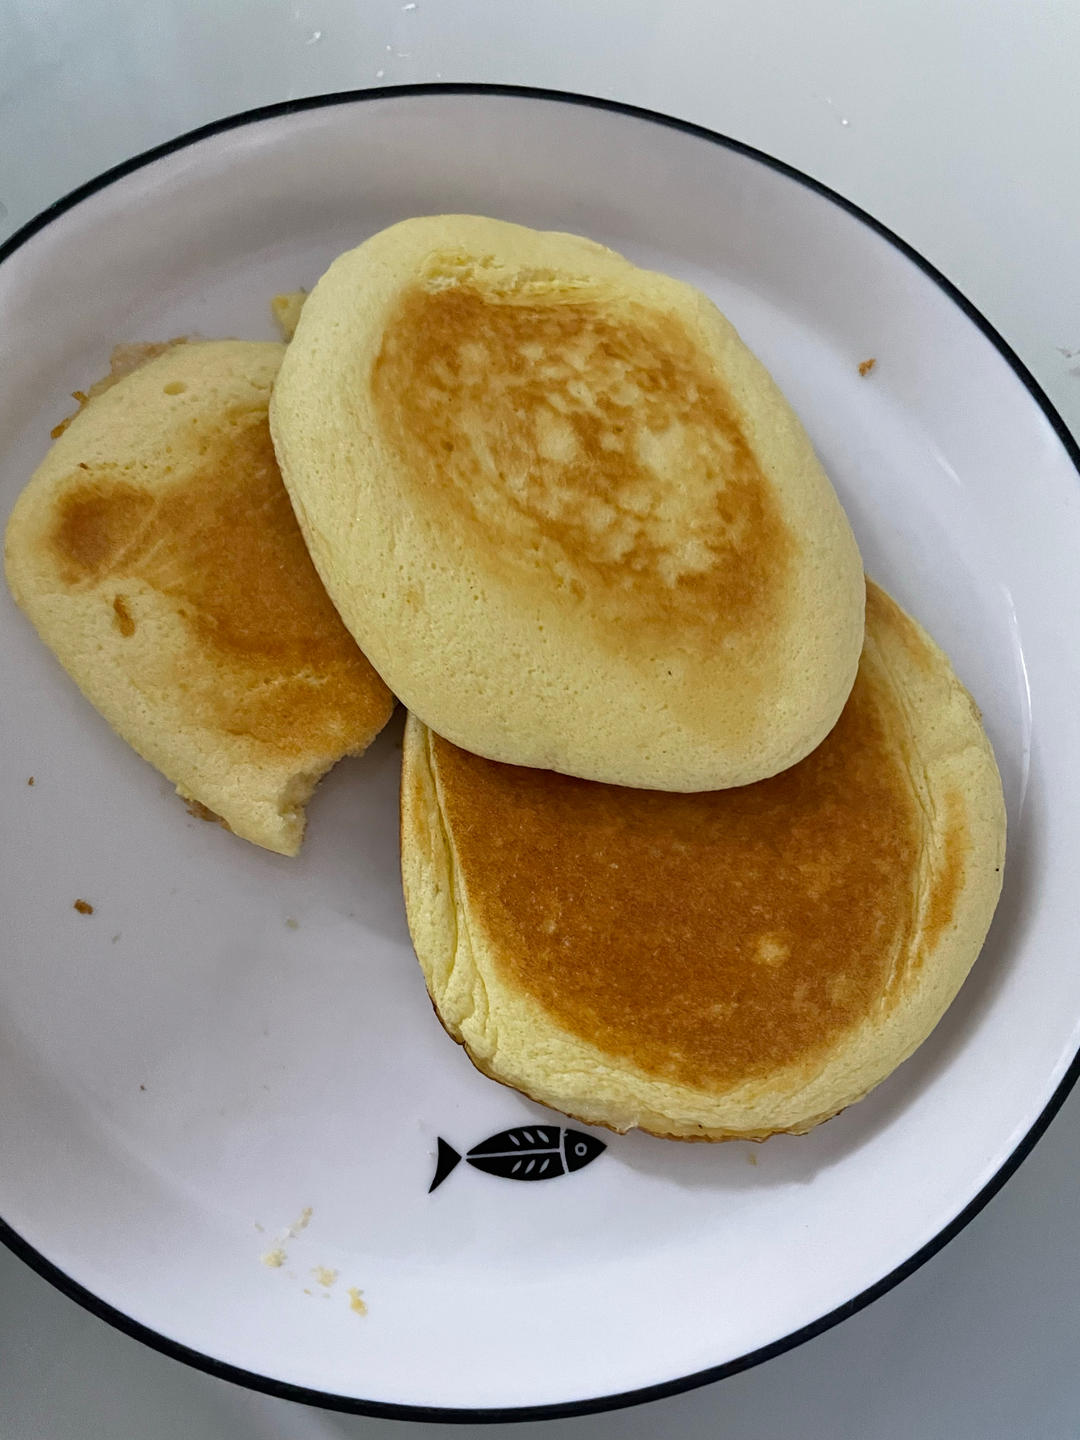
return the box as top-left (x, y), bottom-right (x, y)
top-left (430, 648), bottom-right (962, 1091)
top-left (371, 282), bottom-right (792, 644)
top-left (47, 408), bottom-right (392, 756)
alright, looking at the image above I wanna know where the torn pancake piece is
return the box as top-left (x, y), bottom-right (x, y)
top-left (5, 340), bottom-right (394, 855)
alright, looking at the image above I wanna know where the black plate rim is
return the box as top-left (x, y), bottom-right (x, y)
top-left (2, 81), bottom-right (1079, 1425)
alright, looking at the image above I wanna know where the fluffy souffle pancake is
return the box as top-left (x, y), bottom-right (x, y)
top-left (5, 341), bottom-right (394, 856)
top-left (270, 214), bottom-right (865, 791)
top-left (401, 583), bottom-right (1006, 1140)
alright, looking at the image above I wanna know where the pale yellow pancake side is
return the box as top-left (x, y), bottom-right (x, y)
top-left (5, 341), bottom-right (394, 855)
top-left (400, 582), bottom-right (1006, 1140)
top-left (272, 214), bottom-right (865, 791)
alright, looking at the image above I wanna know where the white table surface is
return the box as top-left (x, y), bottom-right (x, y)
top-left (2, 3), bottom-right (1079, 1436)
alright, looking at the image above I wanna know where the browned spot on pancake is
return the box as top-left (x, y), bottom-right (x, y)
top-left (53, 485), bottom-right (155, 579)
top-left (371, 282), bottom-right (792, 640)
top-left (112, 594), bottom-right (136, 636)
top-left (922, 791), bottom-right (970, 951)
top-left (432, 657), bottom-right (922, 1090)
top-left (48, 410), bottom-right (392, 757)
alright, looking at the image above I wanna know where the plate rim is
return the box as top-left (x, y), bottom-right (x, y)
top-left (2, 81), bottom-right (1078, 1424)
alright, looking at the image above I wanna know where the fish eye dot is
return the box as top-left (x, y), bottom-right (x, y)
top-left (575, 1143), bottom-right (587, 1156)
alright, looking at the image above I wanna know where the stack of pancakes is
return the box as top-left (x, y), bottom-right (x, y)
top-left (6, 215), bottom-right (1005, 1141)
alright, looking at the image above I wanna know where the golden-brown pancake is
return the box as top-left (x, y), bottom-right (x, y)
top-left (270, 214), bottom-right (865, 791)
top-left (400, 582), bottom-right (1006, 1140)
top-left (5, 340), bottom-right (394, 855)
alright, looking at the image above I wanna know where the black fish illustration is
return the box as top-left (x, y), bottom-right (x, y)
top-left (428, 1125), bottom-right (606, 1191)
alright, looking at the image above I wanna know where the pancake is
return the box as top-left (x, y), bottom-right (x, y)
top-left (270, 214), bottom-right (865, 791)
top-left (400, 582), bottom-right (1006, 1140)
top-left (5, 341), bottom-right (394, 856)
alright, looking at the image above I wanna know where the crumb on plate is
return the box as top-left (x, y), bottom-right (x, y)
top-left (288, 1206), bottom-right (313, 1237)
top-left (183, 796), bottom-right (226, 826)
top-left (271, 290), bottom-right (308, 341)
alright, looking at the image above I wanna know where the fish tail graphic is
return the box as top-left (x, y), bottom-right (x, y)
top-left (428, 1137), bottom-right (462, 1192)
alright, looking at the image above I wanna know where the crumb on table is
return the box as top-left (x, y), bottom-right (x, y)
top-left (858, 357), bottom-right (877, 376)
top-left (27, 776), bottom-right (34, 786)
top-left (347, 1286), bottom-right (368, 1316)
top-left (261, 1247), bottom-right (287, 1269)
top-left (312, 1266), bottom-right (338, 1288)
top-left (73, 899), bottom-right (94, 915)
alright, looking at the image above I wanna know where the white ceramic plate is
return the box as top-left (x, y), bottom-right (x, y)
top-left (2, 87), bottom-right (1079, 1421)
